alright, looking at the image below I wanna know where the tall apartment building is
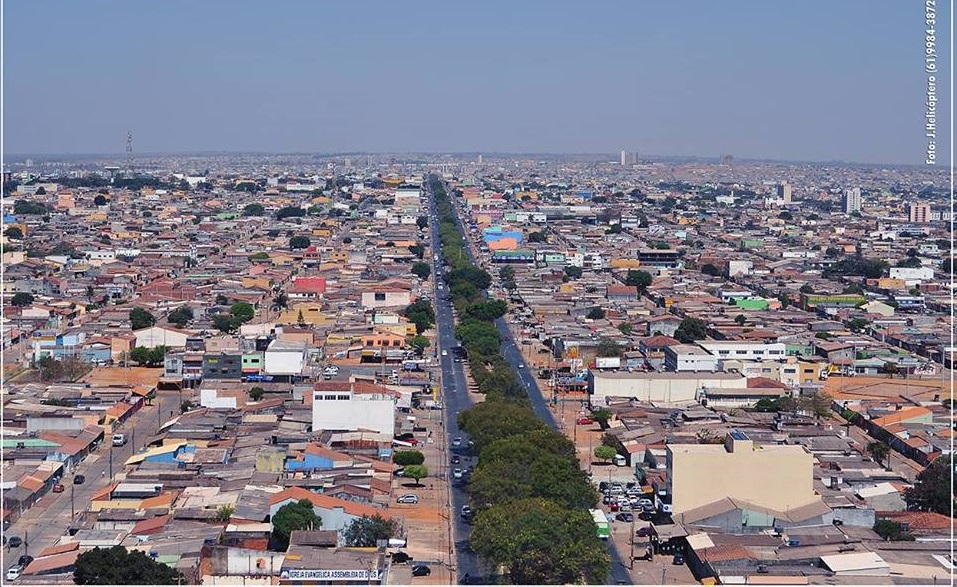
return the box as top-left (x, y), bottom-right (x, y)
top-left (908, 202), bottom-right (932, 223)
top-left (777, 181), bottom-right (792, 205)
top-left (843, 187), bottom-right (862, 214)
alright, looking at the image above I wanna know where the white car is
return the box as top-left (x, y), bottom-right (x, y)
top-left (452, 468), bottom-right (463, 479)
top-left (452, 437), bottom-right (462, 447)
top-left (6, 566), bottom-right (22, 581)
top-left (396, 494), bottom-right (419, 504)
top-left (441, 350), bottom-right (448, 356)
top-left (518, 364), bottom-right (525, 369)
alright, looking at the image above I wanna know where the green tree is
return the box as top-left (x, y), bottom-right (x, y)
top-left (289, 235), bottom-right (311, 249)
top-left (243, 203), bottom-right (265, 216)
top-left (904, 456), bottom-right (957, 515)
top-left (411, 261), bottom-right (431, 280)
top-left (275, 206), bottom-right (306, 220)
top-left (213, 313), bottom-right (239, 333)
top-left (674, 316), bottom-right (708, 343)
top-left (458, 402), bottom-right (547, 454)
top-left (527, 231), bottom-right (546, 243)
top-left (469, 498), bottom-right (610, 585)
top-left (410, 335), bottom-right (430, 355)
top-left (595, 338), bottom-right (621, 358)
top-left (591, 408), bottom-right (613, 430)
top-left (867, 441), bottom-right (890, 469)
top-left (249, 387), bottom-right (265, 401)
top-left (734, 314), bottom-right (747, 326)
top-left (799, 283), bottom-right (815, 294)
top-left (402, 299), bottom-right (435, 334)
top-left (402, 464), bottom-right (428, 486)
top-left (73, 545), bottom-right (184, 585)
top-left (93, 194), bottom-right (108, 206)
top-left (416, 215), bottom-right (429, 230)
top-left (408, 244), bottom-right (425, 259)
top-left (625, 269), bottom-right (654, 293)
top-left (4, 226), bottom-right (23, 239)
top-left (393, 450), bottom-right (425, 466)
top-left (129, 307), bottom-right (156, 330)
top-left (594, 445), bottom-right (617, 463)
top-left (847, 317), bottom-right (869, 332)
top-left (564, 265), bottom-right (583, 279)
top-left (11, 292), bottom-right (34, 307)
top-left (617, 322), bottom-right (633, 335)
top-left (230, 302), bottom-right (255, 323)
top-left (272, 499), bottom-right (322, 551)
top-left (343, 514), bottom-right (400, 547)
top-left (464, 300), bottom-right (508, 321)
top-left (167, 305), bottom-right (193, 326)
top-left (215, 504), bottom-right (236, 522)
top-left (586, 307), bottom-right (606, 320)
top-left (872, 519), bottom-right (915, 541)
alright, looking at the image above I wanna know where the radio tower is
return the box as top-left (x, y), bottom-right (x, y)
top-left (126, 131), bottom-right (135, 175)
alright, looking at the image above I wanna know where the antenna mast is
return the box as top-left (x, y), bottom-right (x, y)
top-left (126, 131), bottom-right (135, 175)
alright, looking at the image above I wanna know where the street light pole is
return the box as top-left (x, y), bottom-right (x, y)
top-left (70, 482), bottom-right (75, 519)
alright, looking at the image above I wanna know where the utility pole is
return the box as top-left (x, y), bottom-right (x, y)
top-left (109, 443), bottom-right (113, 479)
top-left (70, 482), bottom-right (75, 519)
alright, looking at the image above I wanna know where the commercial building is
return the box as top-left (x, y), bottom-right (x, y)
top-left (665, 430), bottom-right (817, 514)
top-left (907, 201), bottom-right (932, 223)
top-left (311, 381), bottom-right (397, 436)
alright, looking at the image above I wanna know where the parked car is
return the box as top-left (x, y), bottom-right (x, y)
top-left (672, 555), bottom-right (685, 566)
top-left (452, 468), bottom-right (463, 479)
top-left (452, 437), bottom-right (462, 447)
top-left (17, 556), bottom-right (32, 568)
top-left (576, 417), bottom-right (595, 425)
top-left (636, 526), bottom-right (655, 537)
top-left (6, 566), bottom-right (22, 582)
top-left (391, 552), bottom-right (413, 564)
top-left (616, 513), bottom-right (634, 522)
top-left (112, 433), bottom-right (127, 446)
top-left (450, 455), bottom-right (461, 465)
top-left (52, 483), bottom-right (65, 493)
top-left (396, 494), bottom-right (419, 504)
top-left (411, 564), bottom-right (431, 577)
top-left (73, 474), bottom-right (85, 485)
top-left (461, 505), bottom-right (473, 517)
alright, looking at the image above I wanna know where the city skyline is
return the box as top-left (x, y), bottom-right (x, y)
top-left (4, 0), bottom-right (952, 165)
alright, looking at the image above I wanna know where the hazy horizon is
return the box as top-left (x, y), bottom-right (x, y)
top-left (4, 1), bottom-right (951, 166)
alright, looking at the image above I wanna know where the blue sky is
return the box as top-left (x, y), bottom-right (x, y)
top-left (3, 0), bottom-right (951, 164)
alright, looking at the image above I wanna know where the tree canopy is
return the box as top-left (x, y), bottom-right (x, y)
top-left (289, 235), bottom-right (311, 249)
top-left (243, 203), bottom-right (265, 216)
top-left (674, 317), bottom-right (708, 343)
top-left (129, 307), bottom-right (156, 330)
top-left (393, 450), bottom-right (425, 466)
top-left (410, 261), bottom-right (431, 280)
top-left (469, 498), bottom-right (609, 585)
top-left (904, 457), bottom-right (956, 515)
top-left (343, 514), bottom-right (400, 547)
top-left (402, 299), bottom-right (435, 334)
top-left (624, 269), bottom-right (653, 292)
top-left (272, 499), bottom-right (322, 550)
top-left (11, 292), bottom-right (34, 307)
top-left (73, 546), bottom-right (184, 585)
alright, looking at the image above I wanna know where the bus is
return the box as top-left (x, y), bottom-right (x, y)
top-left (590, 509), bottom-right (610, 540)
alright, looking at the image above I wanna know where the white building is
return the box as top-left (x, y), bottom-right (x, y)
top-left (312, 381), bottom-right (397, 436)
top-left (664, 344), bottom-right (720, 372)
top-left (889, 266), bottom-right (934, 284)
top-left (698, 341), bottom-right (786, 362)
top-left (134, 326), bottom-right (189, 349)
top-left (843, 188), bottom-right (862, 214)
top-left (587, 371), bottom-right (747, 405)
top-left (264, 340), bottom-right (307, 376)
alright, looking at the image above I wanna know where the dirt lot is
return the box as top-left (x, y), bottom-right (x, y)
top-left (82, 366), bottom-right (163, 387)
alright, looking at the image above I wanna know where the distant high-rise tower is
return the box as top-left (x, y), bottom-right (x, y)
top-left (908, 202), bottom-right (931, 223)
top-left (620, 150), bottom-right (627, 166)
top-left (843, 188), bottom-right (862, 214)
top-left (126, 131), bottom-right (135, 175)
top-left (477, 154), bottom-right (483, 165)
top-left (777, 181), bottom-right (792, 206)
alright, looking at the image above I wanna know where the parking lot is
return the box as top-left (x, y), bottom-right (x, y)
top-left (388, 401), bottom-right (455, 585)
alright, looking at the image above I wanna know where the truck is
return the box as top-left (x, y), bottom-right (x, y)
top-left (595, 356), bottom-right (621, 370)
top-left (590, 509), bottom-right (610, 540)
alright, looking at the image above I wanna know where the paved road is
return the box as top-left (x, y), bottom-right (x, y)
top-left (426, 180), bottom-right (484, 583)
top-left (431, 177), bottom-right (632, 585)
top-left (5, 397), bottom-right (168, 562)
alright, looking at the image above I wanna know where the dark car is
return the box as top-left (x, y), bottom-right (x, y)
top-left (52, 483), bottom-right (65, 493)
top-left (460, 574), bottom-right (482, 584)
top-left (672, 555), bottom-right (685, 566)
top-left (411, 564), bottom-right (431, 577)
top-left (17, 556), bottom-right (32, 568)
top-left (391, 552), bottom-right (413, 564)
top-left (616, 513), bottom-right (634, 522)
top-left (451, 455), bottom-right (461, 465)
top-left (636, 526), bottom-right (655, 537)
top-left (7, 536), bottom-right (22, 548)
top-left (73, 474), bottom-right (85, 485)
